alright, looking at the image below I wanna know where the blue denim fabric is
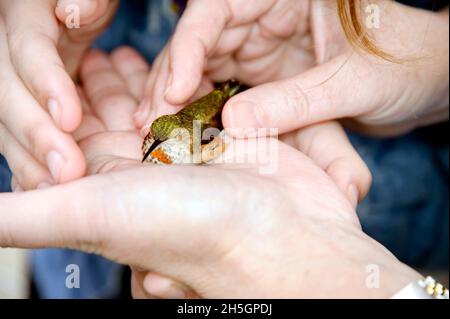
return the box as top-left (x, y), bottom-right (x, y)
top-left (0, 156), bottom-right (12, 192)
top-left (0, 0), bottom-right (447, 298)
top-left (350, 131), bottom-right (449, 269)
top-left (93, 0), bottom-right (177, 62)
top-left (31, 249), bottom-right (125, 299)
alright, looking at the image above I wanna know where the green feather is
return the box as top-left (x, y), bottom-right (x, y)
top-left (150, 80), bottom-right (241, 142)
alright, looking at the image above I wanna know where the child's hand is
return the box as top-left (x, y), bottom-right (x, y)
top-left (0, 0), bottom-right (118, 190)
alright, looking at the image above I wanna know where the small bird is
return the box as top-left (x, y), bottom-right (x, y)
top-left (142, 80), bottom-right (242, 164)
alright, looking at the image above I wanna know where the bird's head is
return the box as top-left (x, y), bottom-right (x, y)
top-left (142, 115), bottom-right (183, 162)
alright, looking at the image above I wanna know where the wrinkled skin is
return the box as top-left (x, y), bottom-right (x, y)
top-left (138, 0), bottom-right (449, 137)
top-left (0, 47), bottom-right (420, 299)
top-left (13, 48), bottom-right (378, 299)
top-left (76, 48), bottom-right (369, 298)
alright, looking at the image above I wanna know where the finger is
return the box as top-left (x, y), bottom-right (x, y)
top-left (10, 176), bottom-right (20, 193)
top-left (222, 54), bottom-right (386, 135)
top-left (78, 132), bottom-right (142, 175)
top-left (0, 167), bottom-right (254, 275)
top-left (205, 55), bottom-right (238, 83)
top-left (131, 269), bottom-right (154, 299)
top-left (165, 0), bottom-right (278, 104)
top-left (72, 87), bottom-right (105, 142)
top-left (163, 0), bottom-right (231, 105)
top-left (139, 74), bottom-right (215, 137)
top-left (0, 124), bottom-right (53, 190)
top-left (137, 47), bottom-right (182, 134)
top-left (110, 46), bottom-right (150, 100)
top-left (207, 25), bottom-right (251, 58)
top-left (55, 0), bottom-right (111, 26)
top-left (134, 49), bottom-right (168, 130)
top-left (0, 184), bottom-right (95, 250)
top-left (1, 0), bottom-right (82, 132)
top-left (143, 272), bottom-right (199, 299)
top-left (190, 77), bottom-right (215, 101)
top-left (80, 50), bottom-right (137, 131)
top-left (57, 0), bottom-right (120, 77)
top-left (281, 122), bottom-right (372, 207)
top-left (0, 38), bottom-right (85, 183)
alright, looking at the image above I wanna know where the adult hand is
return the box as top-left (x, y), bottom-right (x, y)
top-left (137, 0), bottom-right (448, 138)
top-left (1, 48), bottom-right (418, 299)
top-left (0, 0), bottom-right (118, 190)
top-left (133, 0), bottom-right (371, 217)
top-left (0, 120), bottom-right (419, 298)
top-left (75, 47), bottom-right (371, 298)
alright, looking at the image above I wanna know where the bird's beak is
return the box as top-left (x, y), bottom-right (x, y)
top-left (142, 139), bottom-right (163, 163)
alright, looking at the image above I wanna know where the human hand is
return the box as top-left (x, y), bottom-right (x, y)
top-left (74, 46), bottom-right (371, 298)
top-left (136, 0), bottom-right (448, 138)
top-left (135, 0), bottom-right (340, 126)
top-left (0, 0), bottom-right (118, 190)
top-left (0, 120), bottom-right (419, 298)
top-left (129, 0), bottom-right (371, 211)
top-left (0, 48), bottom-right (415, 299)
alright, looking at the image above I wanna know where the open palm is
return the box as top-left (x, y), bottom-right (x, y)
top-left (61, 47), bottom-right (374, 298)
top-left (75, 47), bottom-right (363, 223)
top-left (0, 47), bottom-right (388, 299)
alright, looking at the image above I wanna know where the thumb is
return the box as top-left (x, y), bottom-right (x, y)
top-left (222, 54), bottom-right (385, 135)
top-left (55, 0), bottom-right (112, 26)
top-left (55, 0), bottom-right (119, 78)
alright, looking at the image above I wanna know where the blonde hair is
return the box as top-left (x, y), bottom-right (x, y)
top-left (337, 0), bottom-right (400, 62)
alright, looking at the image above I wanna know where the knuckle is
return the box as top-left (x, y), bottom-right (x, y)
top-left (283, 81), bottom-right (310, 122)
top-left (66, 199), bottom-right (107, 255)
top-left (0, 76), bottom-right (14, 113)
top-left (24, 121), bottom-right (49, 159)
top-left (7, 27), bottom-right (29, 61)
top-left (13, 163), bottom-right (40, 189)
top-left (0, 224), bottom-right (14, 248)
top-left (92, 87), bottom-right (132, 108)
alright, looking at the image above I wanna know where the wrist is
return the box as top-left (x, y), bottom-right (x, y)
top-left (421, 9), bottom-right (449, 119)
top-left (368, 2), bottom-right (449, 127)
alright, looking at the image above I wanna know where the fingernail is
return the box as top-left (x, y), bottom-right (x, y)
top-left (226, 101), bottom-right (262, 129)
top-left (37, 182), bottom-right (52, 190)
top-left (347, 184), bottom-right (359, 208)
top-left (47, 150), bottom-right (64, 182)
top-left (48, 99), bottom-right (61, 127)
